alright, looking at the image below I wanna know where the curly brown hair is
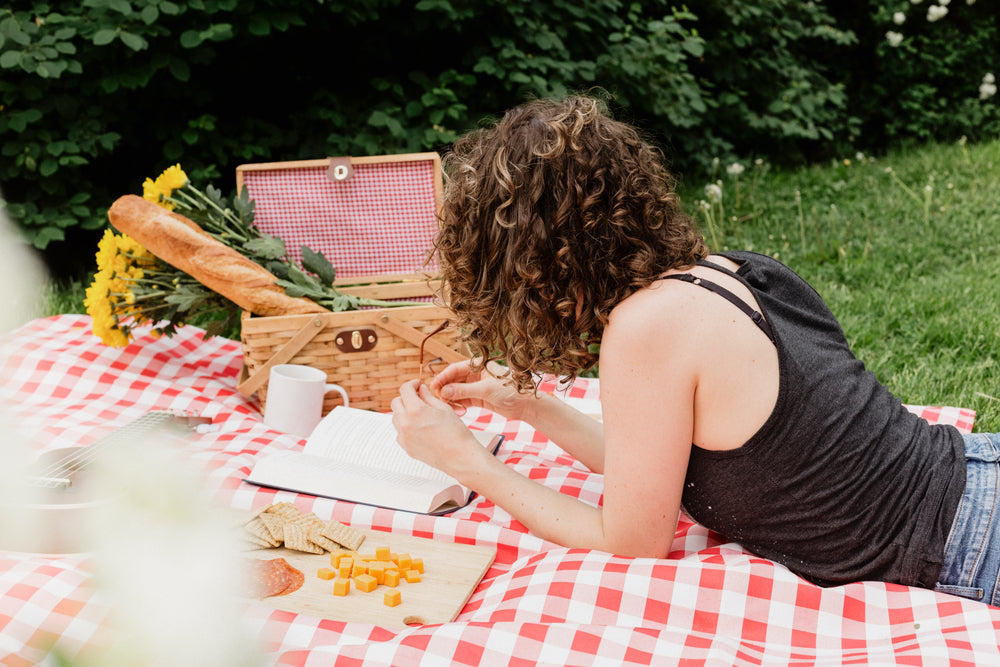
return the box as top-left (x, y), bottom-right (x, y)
top-left (435, 95), bottom-right (707, 392)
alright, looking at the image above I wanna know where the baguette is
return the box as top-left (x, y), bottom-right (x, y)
top-left (107, 194), bottom-right (328, 317)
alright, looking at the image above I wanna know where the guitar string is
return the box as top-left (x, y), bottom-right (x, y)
top-left (30, 412), bottom-right (183, 482)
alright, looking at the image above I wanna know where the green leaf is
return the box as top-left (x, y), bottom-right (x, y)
top-left (119, 31), bottom-right (147, 51)
top-left (0, 50), bottom-right (21, 69)
top-left (31, 226), bottom-right (65, 250)
top-left (159, 2), bottom-right (182, 15)
top-left (265, 261), bottom-right (290, 280)
top-left (180, 30), bottom-right (203, 48)
top-left (164, 289), bottom-right (209, 311)
top-left (233, 185), bottom-right (255, 223)
top-left (140, 5), bottom-right (159, 24)
top-left (248, 15), bottom-right (271, 36)
top-left (243, 234), bottom-right (286, 260)
top-left (300, 246), bottom-right (337, 285)
top-left (367, 110), bottom-right (391, 127)
top-left (169, 57), bottom-right (190, 81)
top-left (108, 0), bottom-right (132, 15)
top-left (93, 29), bottom-right (118, 46)
top-left (40, 159), bottom-right (58, 176)
top-left (275, 280), bottom-right (311, 298)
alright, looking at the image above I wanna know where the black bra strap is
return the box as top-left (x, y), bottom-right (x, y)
top-left (659, 273), bottom-right (775, 343)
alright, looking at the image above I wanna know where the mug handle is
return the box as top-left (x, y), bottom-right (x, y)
top-left (325, 383), bottom-right (349, 408)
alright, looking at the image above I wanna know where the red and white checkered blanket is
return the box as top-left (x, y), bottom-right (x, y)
top-left (1, 315), bottom-right (996, 666)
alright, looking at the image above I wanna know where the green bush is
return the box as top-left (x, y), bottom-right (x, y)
top-left (829, 0), bottom-right (999, 148)
top-left (1, 0), bottom-right (996, 276)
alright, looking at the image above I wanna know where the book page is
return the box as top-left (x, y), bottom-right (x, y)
top-left (303, 407), bottom-right (459, 486)
top-left (247, 452), bottom-right (463, 514)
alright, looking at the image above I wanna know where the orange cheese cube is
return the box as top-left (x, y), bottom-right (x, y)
top-left (395, 553), bottom-right (412, 570)
top-left (410, 558), bottom-right (424, 574)
top-left (317, 567), bottom-right (336, 580)
top-left (383, 589), bottom-right (402, 607)
top-left (351, 563), bottom-right (367, 577)
top-left (332, 578), bottom-right (350, 596)
top-left (368, 562), bottom-right (387, 584)
top-left (404, 569), bottom-right (422, 583)
top-left (384, 569), bottom-right (401, 587)
top-left (354, 574), bottom-right (378, 592)
top-left (375, 546), bottom-right (391, 562)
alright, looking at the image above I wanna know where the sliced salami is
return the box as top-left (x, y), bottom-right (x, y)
top-left (247, 558), bottom-right (303, 598)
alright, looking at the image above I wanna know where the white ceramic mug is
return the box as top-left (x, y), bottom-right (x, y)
top-left (263, 364), bottom-right (349, 438)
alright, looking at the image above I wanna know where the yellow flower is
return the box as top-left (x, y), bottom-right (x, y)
top-left (142, 177), bottom-right (162, 205)
top-left (158, 164), bottom-right (188, 192)
top-left (141, 164), bottom-right (189, 211)
top-left (86, 229), bottom-right (162, 348)
top-left (96, 228), bottom-right (118, 268)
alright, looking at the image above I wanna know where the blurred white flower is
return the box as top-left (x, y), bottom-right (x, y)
top-left (910, 0), bottom-right (923, 4)
top-left (886, 31), bottom-right (905, 47)
top-left (967, 0), bottom-right (976, 4)
top-left (726, 162), bottom-right (745, 176)
top-left (939, 0), bottom-right (950, 5)
top-left (981, 73), bottom-right (998, 99)
top-left (893, 11), bottom-right (906, 24)
top-left (927, 5), bottom-right (948, 20)
top-left (83, 433), bottom-right (262, 667)
top-left (704, 183), bottom-right (723, 203)
top-left (0, 203), bottom-right (45, 335)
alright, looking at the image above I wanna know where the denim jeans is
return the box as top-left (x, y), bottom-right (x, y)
top-left (935, 432), bottom-right (1000, 606)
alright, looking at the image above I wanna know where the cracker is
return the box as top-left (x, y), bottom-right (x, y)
top-left (246, 516), bottom-right (281, 547)
top-left (241, 533), bottom-right (274, 549)
top-left (239, 505), bottom-right (271, 527)
top-left (283, 520), bottom-right (324, 554)
top-left (321, 520), bottom-right (365, 551)
top-left (259, 511), bottom-right (286, 543)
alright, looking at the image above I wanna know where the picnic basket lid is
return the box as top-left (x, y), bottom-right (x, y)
top-left (236, 153), bottom-right (442, 280)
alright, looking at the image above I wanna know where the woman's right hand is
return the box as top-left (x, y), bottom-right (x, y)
top-left (428, 360), bottom-right (534, 422)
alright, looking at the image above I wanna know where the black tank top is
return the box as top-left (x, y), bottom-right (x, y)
top-left (666, 251), bottom-right (964, 588)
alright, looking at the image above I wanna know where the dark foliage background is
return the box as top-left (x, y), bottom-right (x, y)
top-left (1, 0), bottom-right (996, 278)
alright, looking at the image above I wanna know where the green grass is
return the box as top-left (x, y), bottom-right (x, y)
top-left (41, 137), bottom-right (1000, 431)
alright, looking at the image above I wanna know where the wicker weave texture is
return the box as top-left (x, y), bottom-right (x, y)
top-left (241, 305), bottom-right (466, 414)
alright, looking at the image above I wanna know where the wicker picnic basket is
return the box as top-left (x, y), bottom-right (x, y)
top-left (234, 153), bottom-right (469, 413)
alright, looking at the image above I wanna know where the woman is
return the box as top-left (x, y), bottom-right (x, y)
top-left (390, 95), bottom-right (998, 604)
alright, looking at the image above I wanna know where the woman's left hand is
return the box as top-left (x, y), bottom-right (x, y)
top-left (390, 379), bottom-right (488, 481)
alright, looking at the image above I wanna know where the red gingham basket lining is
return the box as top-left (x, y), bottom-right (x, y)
top-left (244, 159), bottom-right (440, 279)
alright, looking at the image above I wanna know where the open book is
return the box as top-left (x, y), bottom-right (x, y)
top-left (245, 406), bottom-right (503, 515)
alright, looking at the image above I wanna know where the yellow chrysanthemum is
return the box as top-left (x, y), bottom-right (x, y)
top-left (142, 177), bottom-right (164, 204)
top-left (158, 164), bottom-right (188, 192)
top-left (96, 229), bottom-right (118, 271)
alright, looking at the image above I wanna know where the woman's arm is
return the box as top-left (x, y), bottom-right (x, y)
top-left (392, 290), bottom-right (698, 557)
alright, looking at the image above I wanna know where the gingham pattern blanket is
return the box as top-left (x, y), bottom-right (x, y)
top-left (1, 315), bottom-right (996, 666)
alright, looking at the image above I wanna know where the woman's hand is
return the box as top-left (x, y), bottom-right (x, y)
top-left (428, 360), bottom-right (533, 422)
top-left (390, 379), bottom-right (491, 482)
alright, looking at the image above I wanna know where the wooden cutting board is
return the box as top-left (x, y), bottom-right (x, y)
top-left (243, 527), bottom-right (495, 628)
